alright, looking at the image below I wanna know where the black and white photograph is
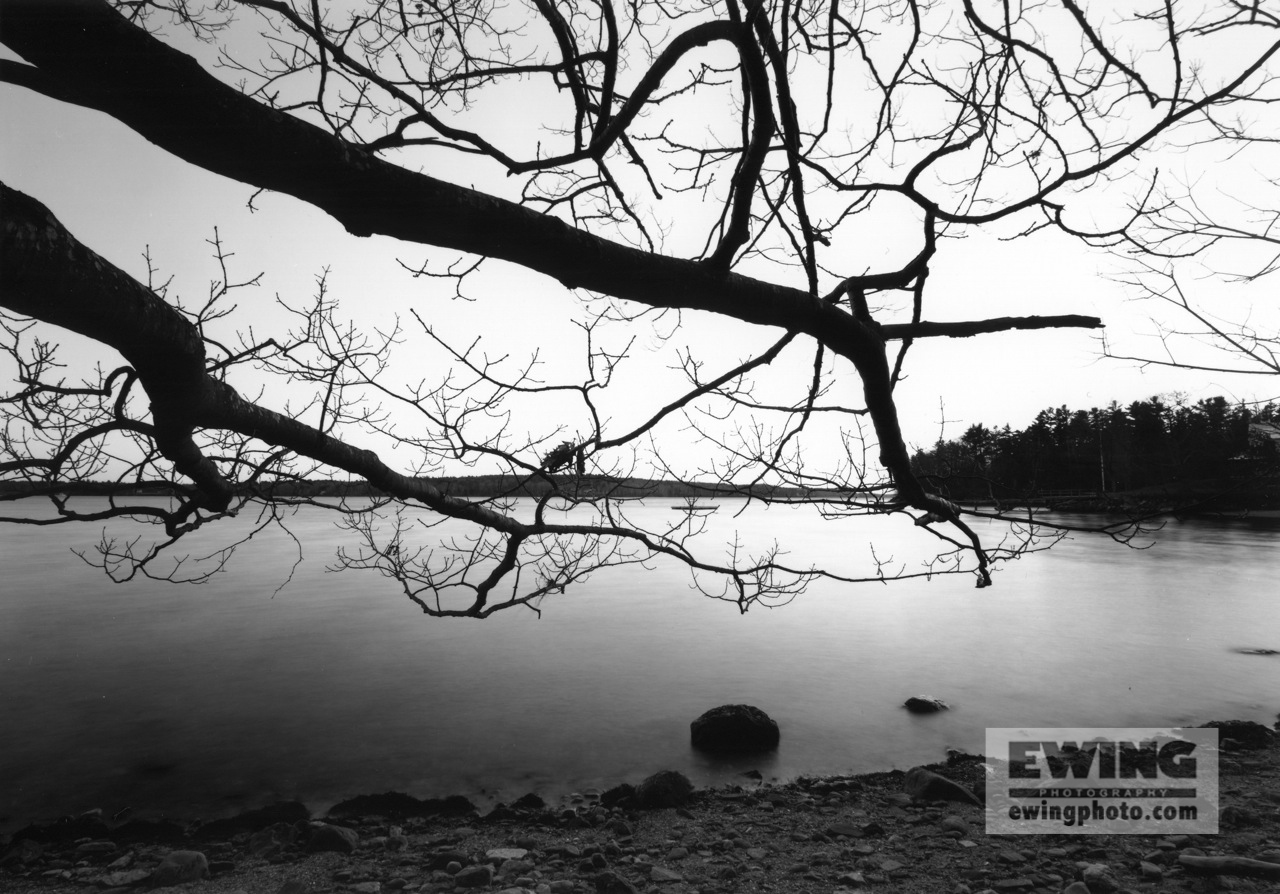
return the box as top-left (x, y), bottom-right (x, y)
top-left (2, 1), bottom-right (1279, 891)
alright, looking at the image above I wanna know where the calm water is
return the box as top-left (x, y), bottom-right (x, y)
top-left (2, 499), bottom-right (1277, 833)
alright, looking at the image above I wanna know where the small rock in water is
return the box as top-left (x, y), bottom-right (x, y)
top-left (903, 695), bottom-right (949, 713)
top-left (512, 793), bottom-right (546, 811)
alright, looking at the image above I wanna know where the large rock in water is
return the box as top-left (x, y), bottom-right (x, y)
top-left (690, 704), bottom-right (780, 753)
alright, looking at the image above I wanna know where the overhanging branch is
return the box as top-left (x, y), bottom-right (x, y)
top-left (881, 315), bottom-right (1103, 340)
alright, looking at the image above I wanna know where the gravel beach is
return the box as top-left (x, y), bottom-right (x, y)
top-left (3, 723), bottom-right (1277, 894)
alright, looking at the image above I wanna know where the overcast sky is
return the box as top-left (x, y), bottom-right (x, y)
top-left (3, 6), bottom-right (1277, 478)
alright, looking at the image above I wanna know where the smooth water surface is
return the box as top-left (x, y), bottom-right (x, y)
top-left (2, 499), bottom-right (1277, 832)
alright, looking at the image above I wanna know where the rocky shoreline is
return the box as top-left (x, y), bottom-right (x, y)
top-left (3, 721), bottom-right (1278, 894)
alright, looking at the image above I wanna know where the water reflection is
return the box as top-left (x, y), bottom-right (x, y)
top-left (1, 499), bottom-right (1276, 833)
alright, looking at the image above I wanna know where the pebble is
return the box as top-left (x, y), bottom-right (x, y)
top-left (98, 868), bottom-right (150, 887)
top-left (594, 869), bottom-right (640, 894)
top-left (6, 741), bottom-right (1277, 894)
top-left (1080, 862), bottom-right (1119, 892)
top-left (75, 841), bottom-right (116, 855)
top-left (827, 822), bottom-right (863, 838)
top-left (453, 864), bottom-right (493, 887)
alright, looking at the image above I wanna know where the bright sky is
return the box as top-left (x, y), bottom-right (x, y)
top-left (2, 4), bottom-right (1277, 480)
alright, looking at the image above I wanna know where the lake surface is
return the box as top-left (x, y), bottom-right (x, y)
top-left (2, 499), bottom-right (1277, 834)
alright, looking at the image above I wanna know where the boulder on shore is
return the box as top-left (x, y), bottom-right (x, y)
top-left (305, 823), bottom-right (358, 854)
top-left (690, 704), bottom-right (780, 753)
top-left (903, 766), bottom-right (983, 806)
top-left (635, 770), bottom-right (694, 808)
top-left (148, 850), bottom-right (208, 888)
top-left (1200, 720), bottom-right (1277, 751)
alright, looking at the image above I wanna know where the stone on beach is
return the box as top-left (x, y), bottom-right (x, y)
top-left (635, 770), bottom-right (694, 808)
top-left (305, 823), bottom-right (358, 854)
top-left (903, 766), bottom-right (983, 806)
top-left (1201, 719), bottom-right (1277, 750)
top-left (148, 850), bottom-right (208, 888)
top-left (453, 864), bottom-right (493, 887)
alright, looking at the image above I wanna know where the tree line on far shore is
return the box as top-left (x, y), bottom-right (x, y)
top-left (911, 396), bottom-right (1280, 506)
top-left (0, 474), bottom-right (796, 501)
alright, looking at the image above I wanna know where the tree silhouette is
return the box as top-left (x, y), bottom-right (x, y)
top-left (2, 0), bottom-right (1278, 613)
top-left (913, 395), bottom-right (1279, 507)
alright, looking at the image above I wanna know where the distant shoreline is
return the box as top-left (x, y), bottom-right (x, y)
top-left (4, 476), bottom-right (1278, 513)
